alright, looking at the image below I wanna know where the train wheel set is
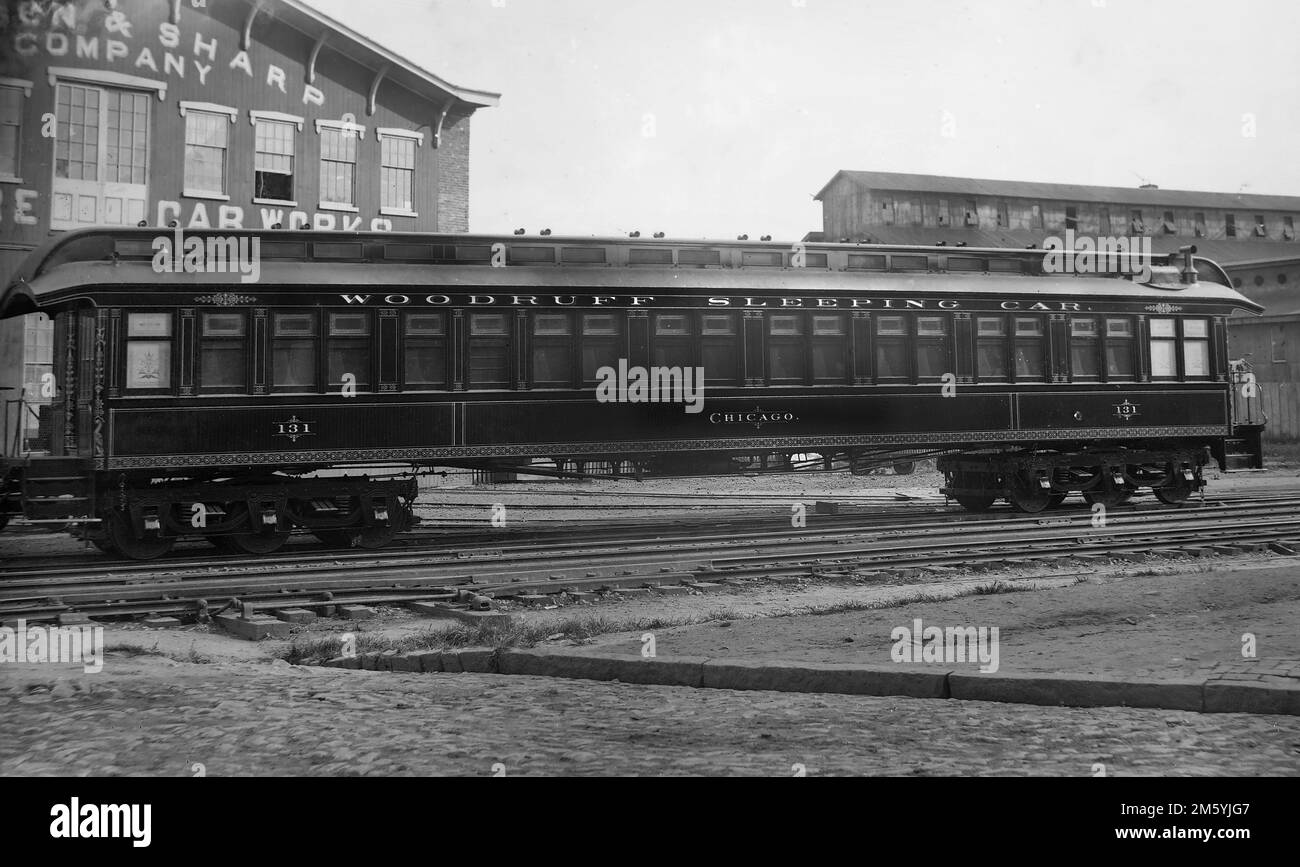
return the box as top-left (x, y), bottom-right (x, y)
top-left (77, 475), bottom-right (417, 561)
top-left (939, 448), bottom-right (1206, 514)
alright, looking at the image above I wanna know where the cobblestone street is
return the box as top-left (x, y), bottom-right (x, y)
top-left (3, 659), bottom-right (1299, 776)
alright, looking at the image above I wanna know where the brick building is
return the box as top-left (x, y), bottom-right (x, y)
top-left (0, 0), bottom-right (498, 449)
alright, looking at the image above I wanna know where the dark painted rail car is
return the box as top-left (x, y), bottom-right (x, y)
top-left (0, 229), bottom-right (1265, 557)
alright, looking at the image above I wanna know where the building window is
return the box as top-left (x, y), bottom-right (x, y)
top-left (1285, 216), bottom-right (1295, 241)
top-left (1194, 212), bottom-right (1207, 238)
top-left (125, 312), bottom-right (173, 391)
top-left (1064, 206), bottom-right (1078, 232)
top-left (768, 314), bottom-right (806, 382)
top-left (1272, 325), bottom-right (1287, 363)
top-left (199, 312), bottom-right (247, 392)
top-left (963, 200), bottom-right (978, 227)
top-left (183, 109), bottom-right (230, 197)
top-left (976, 317), bottom-right (1008, 381)
top-left (1161, 211), bottom-right (1176, 234)
top-left (1031, 203), bottom-right (1044, 230)
top-left (915, 316), bottom-right (948, 379)
top-left (1149, 318), bottom-right (1177, 379)
top-left (52, 83), bottom-right (150, 228)
top-left (272, 312), bottom-right (317, 392)
top-left (328, 312), bottom-right (371, 391)
top-left (701, 313), bottom-right (740, 384)
top-left (1254, 274), bottom-right (1265, 288)
top-left (1280, 273), bottom-right (1289, 285)
top-left (652, 314), bottom-right (693, 369)
top-left (405, 312), bottom-right (447, 389)
top-left (1225, 213), bottom-right (1237, 237)
top-left (937, 199), bottom-right (949, 226)
top-left (1254, 215), bottom-right (1268, 237)
top-left (1014, 317), bottom-right (1045, 380)
top-left (319, 126), bottom-right (360, 207)
top-left (469, 313), bottom-right (511, 388)
top-left (0, 84), bottom-right (23, 179)
top-left (996, 202), bottom-right (1009, 228)
top-left (1105, 318), bottom-right (1135, 379)
top-left (1183, 319), bottom-right (1210, 378)
top-left (379, 131), bottom-right (419, 215)
top-left (876, 315), bottom-right (908, 380)
top-left (1129, 210), bottom-right (1145, 234)
top-left (1099, 207), bottom-right (1111, 236)
top-left (812, 314), bottom-right (848, 382)
top-left (254, 118), bottom-right (296, 202)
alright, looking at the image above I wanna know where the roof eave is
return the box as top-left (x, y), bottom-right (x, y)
top-left (278, 0), bottom-right (501, 109)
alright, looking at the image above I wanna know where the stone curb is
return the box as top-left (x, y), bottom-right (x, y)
top-left (318, 650), bottom-right (1300, 715)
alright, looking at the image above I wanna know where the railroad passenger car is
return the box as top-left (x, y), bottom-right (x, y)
top-left (0, 228), bottom-right (1265, 558)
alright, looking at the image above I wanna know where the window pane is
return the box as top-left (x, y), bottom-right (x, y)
top-left (876, 343), bottom-right (907, 378)
top-left (813, 343), bottom-right (845, 380)
top-left (405, 340), bottom-right (446, 387)
top-left (200, 344), bottom-right (245, 389)
top-left (1184, 340), bottom-right (1210, 377)
top-left (202, 313), bottom-right (245, 336)
top-left (406, 313), bottom-right (445, 336)
top-left (813, 315), bottom-right (846, 336)
top-left (917, 343), bottom-right (947, 378)
top-left (1150, 340), bottom-right (1176, 377)
top-left (126, 342), bottom-right (171, 389)
top-left (1071, 344), bottom-right (1099, 377)
top-left (274, 313), bottom-right (316, 336)
top-left (1150, 318), bottom-right (1176, 338)
top-left (329, 313), bottom-right (370, 336)
top-left (1070, 318), bottom-right (1098, 337)
top-left (581, 343), bottom-right (618, 381)
top-left (977, 317), bottom-right (1006, 337)
top-left (1015, 318), bottom-right (1043, 337)
top-left (656, 315), bottom-right (690, 336)
top-left (978, 343), bottom-right (1008, 379)
top-left (1184, 319), bottom-right (1209, 339)
top-left (701, 315), bottom-right (737, 336)
top-left (1106, 344), bottom-right (1134, 378)
top-left (1106, 318), bottom-right (1133, 337)
top-left (770, 315), bottom-right (803, 336)
top-left (653, 343), bottom-right (693, 369)
top-left (533, 314), bottom-right (571, 335)
top-left (471, 313), bottom-right (508, 336)
top-left (877, 316), bottom-right (906, 335)
top-left (274, 340), bottom-right (316, 388)
top-left (129, 313), bottom-right (172, 337)
top-left (917, 316), bottom-right (946, 336)
top-left (1015, 342), bottom-right (1044, 378)
top-left (582, 314), bottom-right (619, 336)
top-left (533, 343), bottom-right (572, 384)
top-left (770, 343), bottom-right (805, 380)
top-left (702, 343), bottom-right (738, 382)
top-left (329, 345), bottom-right (370, 388)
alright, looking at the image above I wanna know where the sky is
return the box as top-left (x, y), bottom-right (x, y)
top-left (305, 0), bottom-right (1300, 241)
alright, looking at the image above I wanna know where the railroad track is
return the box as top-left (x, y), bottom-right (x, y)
top-left (2, 496), bottom-right (1299, 625)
